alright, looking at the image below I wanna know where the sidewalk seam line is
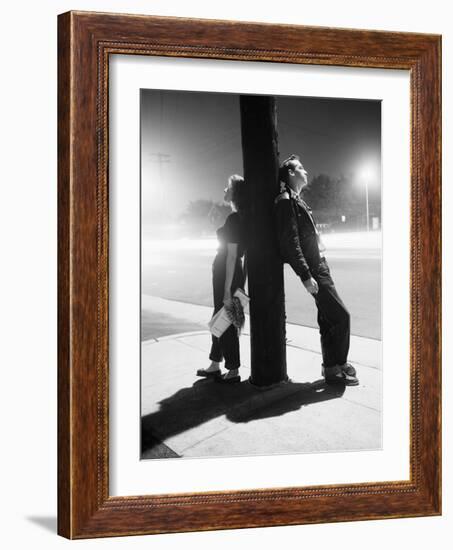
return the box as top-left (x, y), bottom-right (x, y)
top-left (142, 296), bottom-right (381, 343)
top-left (179, 425), bottom-right (230, 454)
top-left (142, 335), bottom-right (380, 368)
top-left (339, 397), bottom-right (381, 413)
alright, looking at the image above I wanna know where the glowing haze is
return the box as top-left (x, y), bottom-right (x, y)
top-left (141, 90), bottom-right (381, 226)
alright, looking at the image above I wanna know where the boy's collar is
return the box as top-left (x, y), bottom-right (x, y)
top-left (283, 184), bottom-right (301, 200)
top-left (279, 181), bottom-right (298, 196)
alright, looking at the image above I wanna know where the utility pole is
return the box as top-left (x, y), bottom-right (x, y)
top-left (148, 152), bottom-right (171, 204)
top-left (239, 95), bottom-right (287, 387)
top-left (365, 179), bottom-right (370, 231)
top-left (148, 91), bottom-right (171, 203)
top-left (148, 152), bottom-right (171, 183)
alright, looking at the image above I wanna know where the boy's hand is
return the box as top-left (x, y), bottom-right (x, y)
top-left (302, 277), bottom-right (319, 295)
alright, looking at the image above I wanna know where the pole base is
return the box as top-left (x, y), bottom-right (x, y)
top-left (247, 375), bottom-right (291, 391)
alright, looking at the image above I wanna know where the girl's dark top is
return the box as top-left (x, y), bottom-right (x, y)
top-left (213, 212), bottom-right (245, 277)
top-left (215, 212), bottom-right (245, 259)
top-left (212, 212), bottom-right (245, 301)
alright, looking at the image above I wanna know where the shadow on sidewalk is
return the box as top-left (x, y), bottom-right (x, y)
top-left (141, 378), bottom-right (345, 458)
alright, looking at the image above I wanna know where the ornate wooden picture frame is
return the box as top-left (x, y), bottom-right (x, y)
top-left (58, 11), bottom-right (441, 539)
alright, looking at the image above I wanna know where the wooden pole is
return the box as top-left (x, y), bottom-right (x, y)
top-left (239, 95), bottom-right (287, 386)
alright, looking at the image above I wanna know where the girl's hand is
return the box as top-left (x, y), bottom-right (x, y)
top-left (223, 291), bottom-right (232, 307)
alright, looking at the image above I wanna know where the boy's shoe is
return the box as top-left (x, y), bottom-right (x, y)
top-left (339, 362), bottom-right (359, 386)
top-left (321, 365), bottom-right (344, 384)
top-left (322, 363), bottom-right (359, 386)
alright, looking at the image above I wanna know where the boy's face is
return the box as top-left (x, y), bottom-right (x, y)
top-left (288, 160), bottom-right (308, 193)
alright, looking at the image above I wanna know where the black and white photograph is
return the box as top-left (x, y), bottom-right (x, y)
top-left (140, 89), bottom-right (382, 460)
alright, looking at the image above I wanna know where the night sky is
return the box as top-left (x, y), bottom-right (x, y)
top-left (141, 89), bottom-right (381, 224)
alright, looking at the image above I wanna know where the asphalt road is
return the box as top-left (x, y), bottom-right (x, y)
top-left (142, 244), bottom-right (381, 340)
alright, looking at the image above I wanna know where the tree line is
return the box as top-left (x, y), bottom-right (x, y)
top-left (179, 173), bottom-right (381, 236)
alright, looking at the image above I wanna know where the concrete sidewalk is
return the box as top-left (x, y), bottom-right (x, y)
top-left (141, 295), bottom-right (382, 460)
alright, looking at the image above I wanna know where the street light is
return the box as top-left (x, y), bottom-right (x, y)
top-left (358, 163), bottom-right (376, 232)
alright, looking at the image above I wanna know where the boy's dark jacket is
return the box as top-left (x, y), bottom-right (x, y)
top-left (274, 186), bottom-right (323, 281)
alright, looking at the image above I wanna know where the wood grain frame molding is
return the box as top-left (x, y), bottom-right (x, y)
top-left (58, 11), bottom-right (441, 539)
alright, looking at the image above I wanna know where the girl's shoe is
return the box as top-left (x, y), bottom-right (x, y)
top-left (217, 372), bottom-right (241, 384)
top-left (196, 368), bottom-right (221, 378)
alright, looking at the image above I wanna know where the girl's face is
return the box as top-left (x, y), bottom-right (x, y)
top-left (224, 182), bottom-right (233, 204)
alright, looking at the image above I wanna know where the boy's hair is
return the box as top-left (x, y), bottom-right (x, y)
top-left (279, 154), bottom-right (301, 184)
